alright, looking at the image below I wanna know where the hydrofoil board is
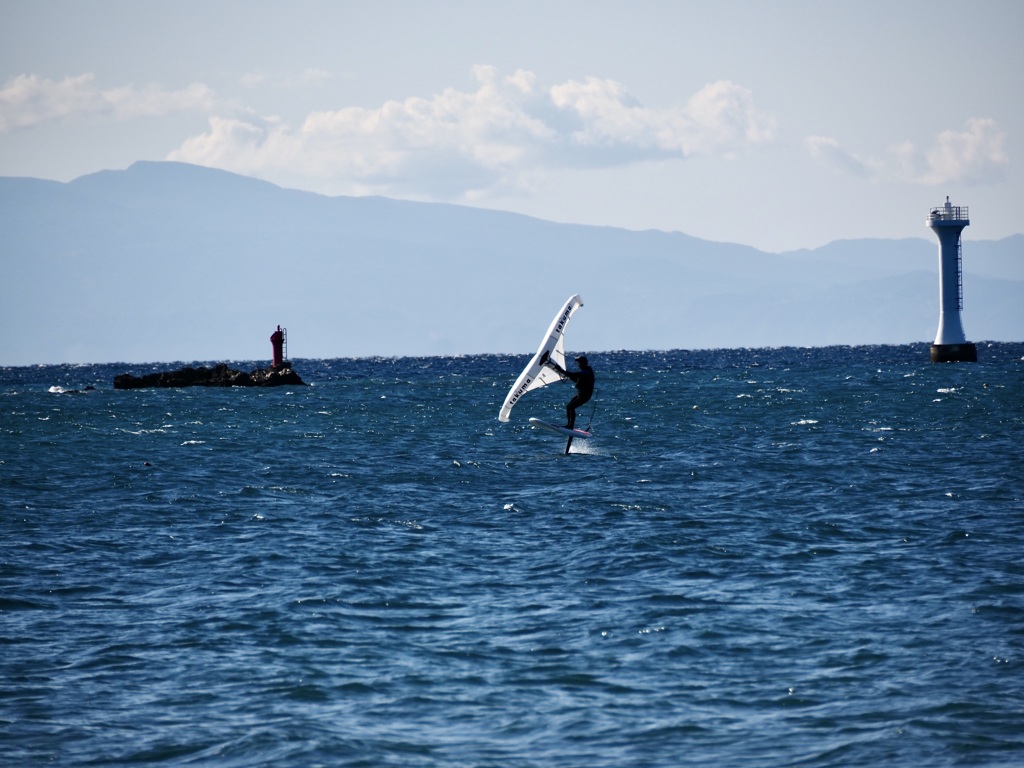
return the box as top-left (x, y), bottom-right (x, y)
top-left (529, 417), bottom-right (591, 439)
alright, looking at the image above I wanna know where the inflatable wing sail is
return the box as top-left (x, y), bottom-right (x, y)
top-left (498, 294), bottom-right (583, 422)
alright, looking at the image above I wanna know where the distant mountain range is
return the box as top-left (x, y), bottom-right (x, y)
top-left (1, 161), bottom-right (1021, 365)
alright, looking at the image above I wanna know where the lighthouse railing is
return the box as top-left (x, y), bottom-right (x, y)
top-left (928, 205), bottom-right (968, 222)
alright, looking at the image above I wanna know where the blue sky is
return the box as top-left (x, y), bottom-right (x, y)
top-left (1, 0), bottom-right (1021, 252)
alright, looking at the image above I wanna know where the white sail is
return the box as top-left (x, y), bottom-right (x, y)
top-left (498, 294), bottom-right (583, 422)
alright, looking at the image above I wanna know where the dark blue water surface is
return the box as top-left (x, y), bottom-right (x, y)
top-left (3, 344), bottom-right (1023, 767)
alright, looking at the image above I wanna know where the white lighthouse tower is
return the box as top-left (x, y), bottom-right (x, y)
top-left (926, 197), bottom-right (977, 362)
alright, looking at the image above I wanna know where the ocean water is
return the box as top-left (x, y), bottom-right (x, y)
top-left (2, 344), bottom-right (1023, 767)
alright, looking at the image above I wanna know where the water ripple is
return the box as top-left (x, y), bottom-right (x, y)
top-left (2, 346), bottom-right (1023, 766)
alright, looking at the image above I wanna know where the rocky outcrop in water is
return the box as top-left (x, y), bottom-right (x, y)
top-left (114, 363), bottom-right (305, 390)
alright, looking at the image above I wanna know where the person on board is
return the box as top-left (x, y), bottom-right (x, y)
top-left (540, 351), bottom-right (594, 430)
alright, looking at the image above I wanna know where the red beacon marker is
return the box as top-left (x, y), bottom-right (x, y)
top-left (270, 325), bottom-right (286, 369)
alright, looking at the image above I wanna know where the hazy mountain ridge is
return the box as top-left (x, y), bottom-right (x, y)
top-left (1, 161), bottom-right (1020, 365)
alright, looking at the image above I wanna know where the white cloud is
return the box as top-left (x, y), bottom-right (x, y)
top-left (806, 135), bottom-right (876, 177)
top-left (1, 67), bottom-right (779, 200)
top-left (541, 76), bottom-right (776, 166)
top-left (169, 66), bottom-right (776, 200)
top-left (682, 80), bottom-right (777, 155)
top-left (919, 118), bottom-right (1008, 185)
top-left (0, 73), bottom-right (219, 131)
top-left (808, 119), bottom-right (1008, 186)
top-left (170, 116), bottom-right (278, 169)
top-left (219, 65), bottom-right (559, 196)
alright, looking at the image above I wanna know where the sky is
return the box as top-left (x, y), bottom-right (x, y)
top-left (1, 0), bottom-right (1022, 253)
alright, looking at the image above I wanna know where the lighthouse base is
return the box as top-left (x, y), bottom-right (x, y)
top-left (930, 342), bottom-right (977, 363)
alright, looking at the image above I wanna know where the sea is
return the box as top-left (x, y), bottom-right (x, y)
top-left (2, 343), bottom-right (1023, 768)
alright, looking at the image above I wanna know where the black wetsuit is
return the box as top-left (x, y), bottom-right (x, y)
top-left (548, 359), bottom-right (594, 429)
